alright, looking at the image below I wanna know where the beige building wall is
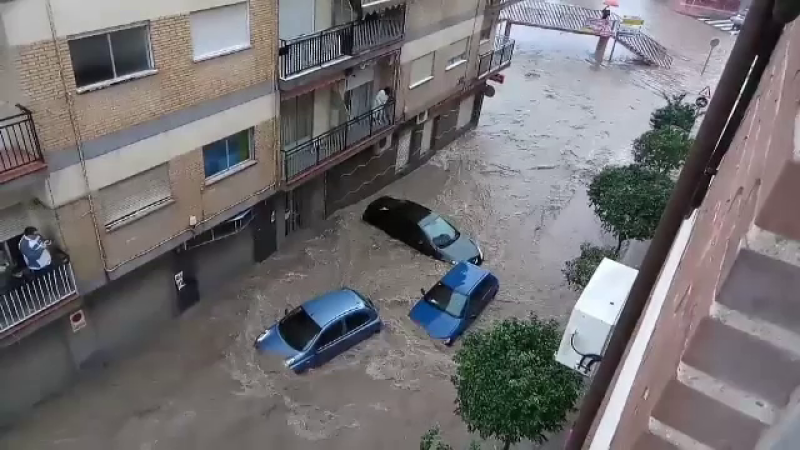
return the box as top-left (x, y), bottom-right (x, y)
top-left (0, 0), bottom-right (280, 286)
top-left (9, 0), bottom-right (277, 154)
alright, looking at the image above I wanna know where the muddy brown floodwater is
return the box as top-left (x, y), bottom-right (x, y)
top-left (1, 2), bottom-right (735, 449)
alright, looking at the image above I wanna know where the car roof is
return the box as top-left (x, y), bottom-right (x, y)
top-left (440, 262), bottom-right (490, 295)
top-left (372, 196), bottom-right (432, 223)
top-left (302, 289), bottom-right (365, 326)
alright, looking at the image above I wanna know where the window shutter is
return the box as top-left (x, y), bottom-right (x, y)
top-left (100, 165), bottom-right (172, 225)
top-left (410, 53), bottom-right (434, 84)
top-left (190, 2), bottom-right (250, 59)
top-left (0, 203), bottom-right (30, 242)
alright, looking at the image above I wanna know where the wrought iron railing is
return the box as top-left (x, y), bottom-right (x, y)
top-left (283, 100), bottom-right (395, 181)
top-left (478, 37), bottom-right (516, 77)
top-left (0, 260), bottom-right (78, 334)
top-left (0, 106), bottom-right (44, 177)
top-left (279, 6), bottom-right (406, 79)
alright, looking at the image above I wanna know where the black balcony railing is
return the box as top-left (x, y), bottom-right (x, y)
top-left (0, 106), bottom-right (44, 177)
top-left (283, 100), bottom-right (395, 181)
top-left (279, 6), bottom-right (406, 79)
top-left (478, 37), bottom-right (516, 77)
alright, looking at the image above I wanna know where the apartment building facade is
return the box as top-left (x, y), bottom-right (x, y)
top-left (584, 11), bottom-right (800, 450)
top-left (0, 0), bottom-right (514, 426)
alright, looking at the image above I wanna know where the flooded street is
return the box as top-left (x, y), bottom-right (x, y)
top-left (1, 3), bottom-right (735, 449)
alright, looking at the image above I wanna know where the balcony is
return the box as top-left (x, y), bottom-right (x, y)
top-left (0, 106), bottom-right (46, 185)
top-left (486, 0), bottom-right (521, 9)
top-left (283, 100), bottom-right (395, 183)
top-left (279, 5), bottom-right (406, 80)
top-left (478, 37), bottom-right (516, 78)
top-left (0, 253), bottom-right (78, 335)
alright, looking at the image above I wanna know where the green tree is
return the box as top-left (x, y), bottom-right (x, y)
top-left (420, 427), bottom-right (482, 450)
top-left (650, 93), bottom-right (701, 133)
top-left (420, 427), bottom-right (454, 450)
top-left (452, 318), bottom-right (583, 450)
top-left (588, 165), bottom-right (675, 251)
top-left (563, 243), bottom-right (618, 291)
top-left (632, 126), bottom-right (693, 173)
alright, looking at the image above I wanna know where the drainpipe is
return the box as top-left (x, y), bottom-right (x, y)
top-left (689, 14), bottom-right (786, 211)
top-left (563, 0), bottom-right (778, 448)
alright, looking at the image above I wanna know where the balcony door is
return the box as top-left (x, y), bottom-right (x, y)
top-left (279, 0), bottom-right (315, 41)
top-left (281, 92), bottom-right (315, 180)
top-left (345, 82), bottom-right (373, 146)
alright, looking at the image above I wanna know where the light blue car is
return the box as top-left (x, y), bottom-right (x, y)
top-left (254, 288), bottom-right (382, 373)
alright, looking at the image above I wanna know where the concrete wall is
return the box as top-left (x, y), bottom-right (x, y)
top-left (603, 19), bottom-right (800, 449)
top-left (0, 320), bottom-right (76, 427)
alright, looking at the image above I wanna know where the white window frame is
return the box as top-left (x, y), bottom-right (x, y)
top-left (203, 128), bottom-right (256, 184)
top-left (446, 38), bottom-right (469, 71)
top-left (69, 22), bottom-right (157, 93)
top-left (190, 2), bottom-right (252, 62)
top-left (409, 53), bottom-right (435, 89)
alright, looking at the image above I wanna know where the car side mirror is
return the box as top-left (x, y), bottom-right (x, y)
top-left (284, 308), bottom-right (289, 316)
top-left (420, 288), bottom-right (426, 296)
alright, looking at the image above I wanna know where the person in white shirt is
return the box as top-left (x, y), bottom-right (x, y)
top-left (372, 87), bottom-right (392, 125)
top-left (18, 226), bottom-right (52, 272)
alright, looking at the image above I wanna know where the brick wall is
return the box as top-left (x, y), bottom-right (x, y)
top-left (607, 20), bottom-right (800, 449)
top-left (14, 0), bottom-right (277, 153)
top-left (91, 118), bottom-right (278, 270)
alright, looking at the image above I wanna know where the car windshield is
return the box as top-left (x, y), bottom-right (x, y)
top-left (425, 283), bottom-right (469, 318)
top-left (278, 306), bottom-right (322, 351)
top-left (420, 216), bottom-right (460, 248)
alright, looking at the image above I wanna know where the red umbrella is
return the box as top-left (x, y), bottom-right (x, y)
top-left (604, 0), bottom-right (619, 6)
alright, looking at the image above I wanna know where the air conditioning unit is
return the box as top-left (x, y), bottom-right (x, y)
top-left (416, 110), bottom-right (429, 124)
top-left (555, 258), bottom-right (638, 376)
top-left (375, 133), bottom-right (393, 153)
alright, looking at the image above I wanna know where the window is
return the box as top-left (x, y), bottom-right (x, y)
top-left (190, 3), bottom-right (251, 61)
top-left (446, 39), bottom-right (469, 69)
top-left (480, 26), bottom-right (492, 42)
top-left (278, 306), bottom-right (322, 351)
top-left (426, 283), bottom-right (469, 318)
top-left (281, 92), bottom-right (314, 150)
top-left (409, 53), bottom-right (435, 88)
top-left (420, 215), bottom-right (460, 248)
top-left (203, 129), bottom-right (253, 178)
top-left (345, 311), bottom-right (370, 332)
top-left (316, 321), bottom-right (345, 349)
top-left (68, 25), bottom-right (154, 89)
top-left (99, 165), bottom-right (172, 229)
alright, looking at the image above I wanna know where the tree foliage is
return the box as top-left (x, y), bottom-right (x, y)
top-left (563, 243), bottom-right (618, 291)
top-left (588, 165), bottom-right (675, 245)
top-left (632, 126), bottom-right (693, 173)
top-left (420, 427), bottom-right (482, 450)
top-left (452, 317), bottom-right (583, 450)
top-left (650, 93), bottom-right (700, 133)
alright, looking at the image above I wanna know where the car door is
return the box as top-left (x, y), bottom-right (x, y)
top-left (342, 310), bottom-right (374, 351)
top-left (467, 278), bottom-right (494, 321)
top-left (312, 320), bottom-right (346, 367)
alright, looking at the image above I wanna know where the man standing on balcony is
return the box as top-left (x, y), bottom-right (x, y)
top-left (19, 226), bottom-right (52, 273)
top-left (373, 86), bottom-right (392, 126)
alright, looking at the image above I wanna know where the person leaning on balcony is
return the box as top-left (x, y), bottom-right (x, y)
top-left (372, 87), bottom-right (392, 125)
top-left (18, 226), bottom-right (52, 273)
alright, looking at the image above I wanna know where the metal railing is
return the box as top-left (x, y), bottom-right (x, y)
top-left (283, 100), bottom-right (395, 181)
top-left (0, 106), bottom-right (44, 177)
top-left (0, 261), bottom-right (78, 334)
top-left (279, 6), bottom-right (406, 79)
top-left (478, 37), bottom-right (516, 77)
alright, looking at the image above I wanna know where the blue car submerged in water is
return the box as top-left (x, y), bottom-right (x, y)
top-left (254, 289), bottom-right (382, 373)
top-left (409, 262), bottom-right (499, 345)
